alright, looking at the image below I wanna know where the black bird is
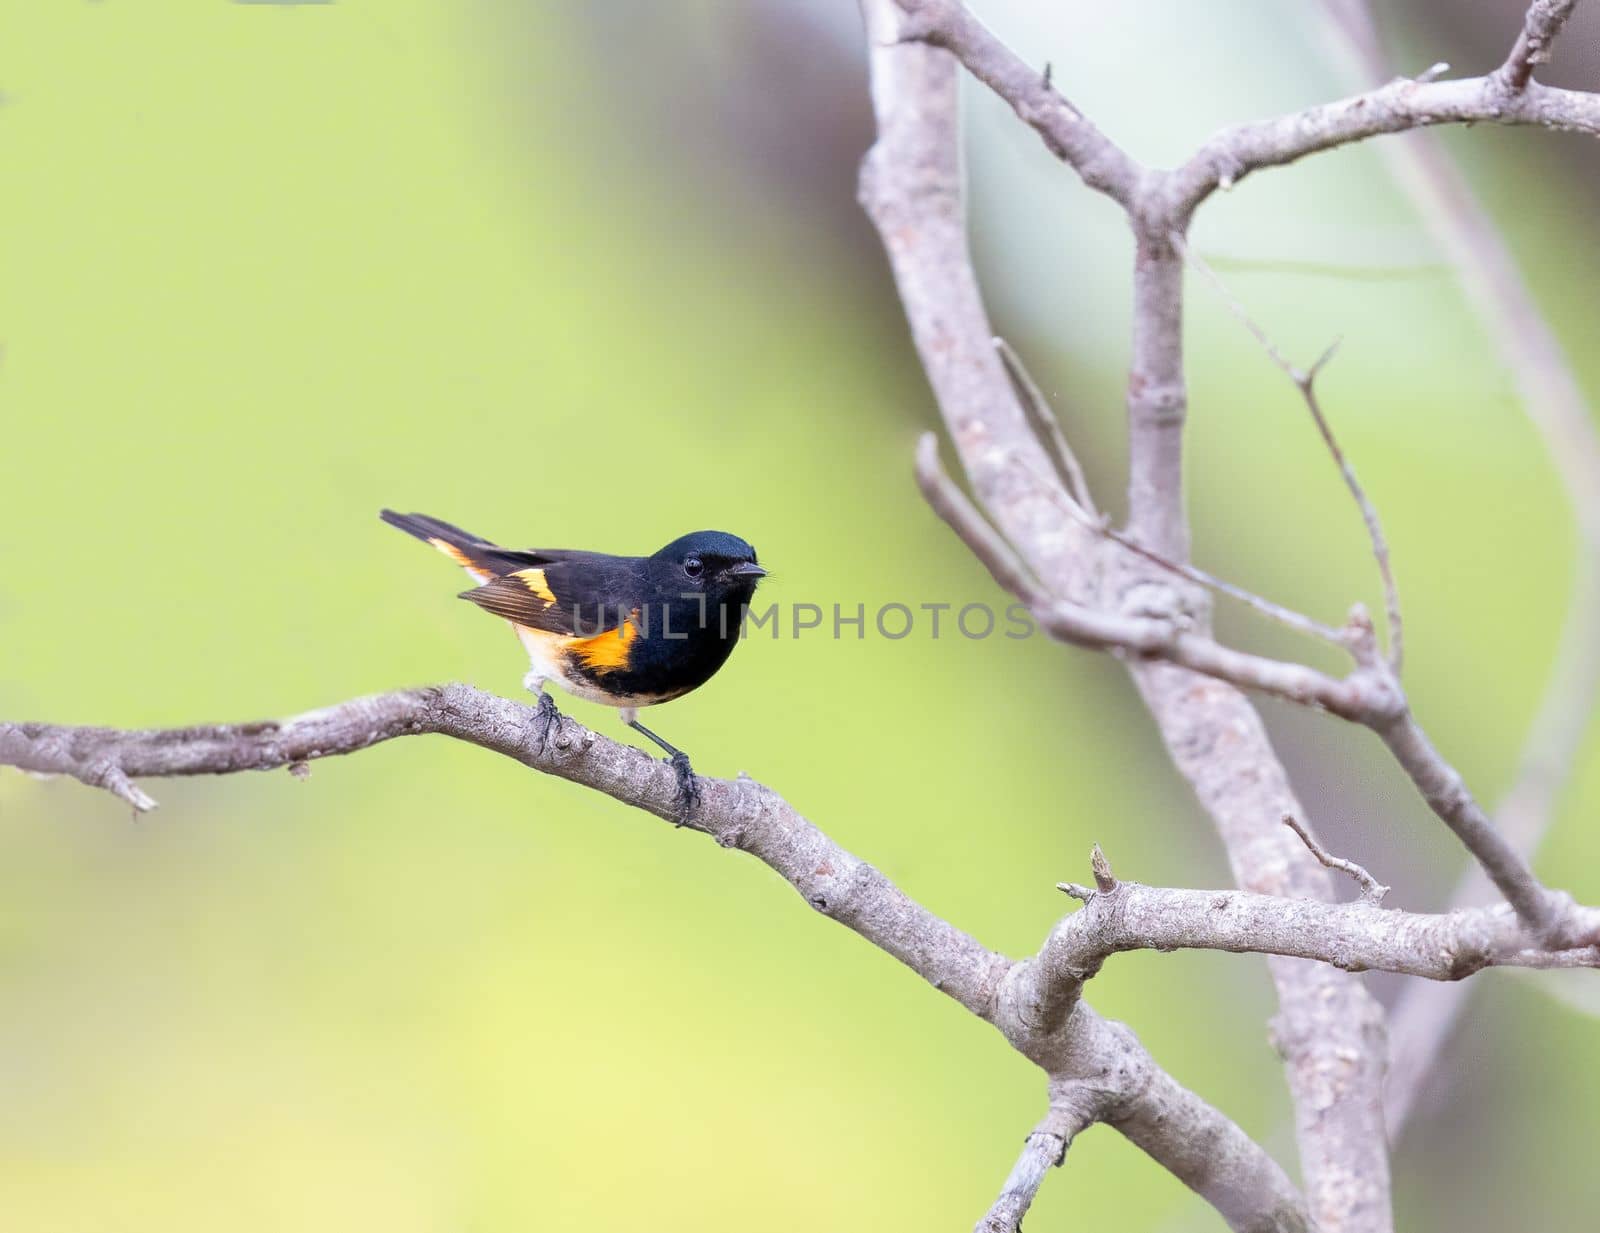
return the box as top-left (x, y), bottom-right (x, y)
top-left (381, 511), bottom-right (766, 819)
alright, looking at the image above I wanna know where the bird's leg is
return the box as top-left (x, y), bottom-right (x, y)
top-left (523, 672), bottom-right (560, 755)
top-left (626, 717), bottom-right (700, 827)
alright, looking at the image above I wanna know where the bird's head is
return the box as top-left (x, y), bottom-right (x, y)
top-left (653, 530), bottom-right (766, 602)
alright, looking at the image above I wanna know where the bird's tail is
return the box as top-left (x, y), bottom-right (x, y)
top-left (380, 509), bottom-right (504, 581)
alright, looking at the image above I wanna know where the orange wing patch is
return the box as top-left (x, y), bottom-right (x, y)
top-left (569, 609), bottom-right (639, 674)
top-left (512, 568), bottom-right (558, 606)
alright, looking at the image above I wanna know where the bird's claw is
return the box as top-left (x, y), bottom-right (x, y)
top-left (668, 751), bottom-right (700, 828)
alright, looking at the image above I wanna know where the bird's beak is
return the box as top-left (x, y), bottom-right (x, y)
top-left (726, 562), bottom-right (767, 579)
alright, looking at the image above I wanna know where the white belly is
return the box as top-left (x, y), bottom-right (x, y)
top-left (513, 623), bottom-right (662, 709)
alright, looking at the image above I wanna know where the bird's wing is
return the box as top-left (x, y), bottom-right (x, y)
top-left (459, 556), bottom-right (638, 636)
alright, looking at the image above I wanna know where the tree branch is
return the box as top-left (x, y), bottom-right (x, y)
top-left (866, 0), bottom-right (1600, 1225)
top-left (920, 432), bottom-right (1597, 951)
top-left (887, 0), bottom-right (1144, 208)
top-left (1034, 1005), bottom-right (1313, 1233)
top-left (1041, 859), bottom-right (1598, 988)
top-left (1113, 74), bottom-right (1397, 1233)
top-left (1, 685), bottom-right (1015, 1009)
top-left (873, 0), bottom-right (1584, 936)
top-left (915, 434), bottom-right (1402, 722)
top-left (1, 683), bottom-right (1312, 1231)
top-left (995, 336), bottom-right (1100, 520)
top-left (883, 0), bottom-right (1598, 237)
top-left (973, 1119), bottom-right (1079, 1233)
top-left (1160, 230), bottom-right (1569, 935)
top-left (1495, 0), bottom-right (1580, 93)
top-left (1370, 712), bottom-right (1581, 941)
top-left (1179, 238), bottom-right (1404, 672)
top-left (1128, 667), bottom-right (1395, 1233)
top-left (1316, 0), bottom-right (1600, 1139)
top-left (859, 0), bottom-right (1103, 608)
top-left (1170, 75), bottom-right (1600, 220)
top-left (1283, 813), bottom-right (1390, 905)
top-left (863, 7), bottom-right (1397, 1220)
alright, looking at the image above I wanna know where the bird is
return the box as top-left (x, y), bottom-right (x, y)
top-left (380, 510), bottom-right (766, 821)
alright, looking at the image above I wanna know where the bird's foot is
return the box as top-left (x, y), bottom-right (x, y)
top-left (625, 717), bottom-right (698, 827)
top-left (532, 691), bottom-right (561, 756)
top-left (668, 751), bottom-right (700, 828)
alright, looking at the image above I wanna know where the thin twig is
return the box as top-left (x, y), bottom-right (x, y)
top-left (1373, 713), bottom-right (1571, 940)
top-left (1298, 354), bottom-right (1404, 675)
top-left (1014, 456), bottom-right (1350, 647)
top-left (917, 436), bottom-right (1403, 722)
top-left (914, 434), bottom-right (1049, 608)
top-left (973, 1127), bottom-right (1074, 1233)
top-left (887, 0), bottom-right (1145, 208)
top-left (1283, 813), bottom-right (1390, 904)
top-left (1495, 0), bottom-right (1579, 93)
top-left (1179, 235), bottom-right (1405, 673)
top-left (1110, 522), bottom-right (1351, 645)
top-left (994, 336), bottom-right (1099, 518)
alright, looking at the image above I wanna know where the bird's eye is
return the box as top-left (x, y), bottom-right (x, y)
top-left (683, 557), bottom-right (704, 579)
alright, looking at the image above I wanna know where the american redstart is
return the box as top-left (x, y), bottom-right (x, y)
top-left (381, 511), bottom-right (766, 820)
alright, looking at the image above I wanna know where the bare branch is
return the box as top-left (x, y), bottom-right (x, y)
top-left (1170, 76), bottom-right (1600, 220)
top-left (1, 688), bottom-right (1005, 1008)
top-left (995, 336), bottom-right (1099, 518)
top-left (871, 0), bottom-right (1600, 1222)
top-left (2, 679), bottom-right (1312, 1230)
top-left (1035, 870), bottom-right (1599, 989)
top-left (1385, 587), bottom-right (1600, 1127)
top-left (973, 1059), bottom-right (1317, 1233)
top-left (914, 433), bottom-right (1047, 605)
top-left (1172, 222), bottom-right (1578, 942)
top-left (1098, 519), bottom-right (1350, 647)
top-left (1119, 223), bottom-right (1395, 1233)
top-left (974, 1119), bottom-right (1078, 1233)
top-left (1157, 230), bottom-right (1573, 939)
top-left (1180, 237), bottom-right (1404, 672)
top-left (1283, 813), bottom-right (1390, 905)
top-left (1013, 453), bottom-right (1351, 646)
top-left (1295, 351), bottom-right (1404, 673)
top-left (1495, 0), bottom-right (1580, 93)
top-left (1315, 0), bottom-right (1600, 1139)
top-left (864, 8), bottom-right (1380, 1225)
top-left (917, 434), bottom-right (1403, 722)
top-left (1015, 1005), bottom-right (1313, 1232)
top-left (859, 0), bottom-right (1102, 608)
top-left (1373, 712), bottom-right (1584, 945)
top-left (887, 0), bottom-right (1144, 208)
top-left (1131, 668), bottom-right (1393, 1232)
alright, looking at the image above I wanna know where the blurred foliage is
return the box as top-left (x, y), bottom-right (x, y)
top-left (0, 2), bottom-right (1595, 1230)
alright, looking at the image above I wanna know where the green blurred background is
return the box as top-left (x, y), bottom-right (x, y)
top-left (2, 2), bottom-right (1597, 1228)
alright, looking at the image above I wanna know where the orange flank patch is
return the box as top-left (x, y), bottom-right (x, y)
top-left (569, 609), bottom-right (639, 674)
top-left (512, 568), bottom-right (557, 606)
